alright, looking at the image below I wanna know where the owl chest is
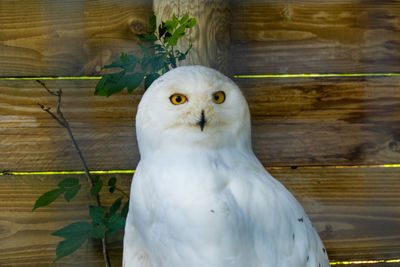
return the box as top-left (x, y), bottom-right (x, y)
top-left (131, 153), bottom-right (244, 228)
top-left (140, 163), bottom-right (228, 209)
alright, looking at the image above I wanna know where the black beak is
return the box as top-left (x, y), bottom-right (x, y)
top-left (197, 110), bottom-right (206, 131)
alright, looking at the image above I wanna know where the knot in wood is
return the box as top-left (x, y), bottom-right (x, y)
top-left (129, 19), bottom-right (147, 35)
top-left (389, 140), bottom-right (400, 153)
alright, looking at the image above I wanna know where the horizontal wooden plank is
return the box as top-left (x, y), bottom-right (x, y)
top-left (240, 76), bottom-right (400, 166)
top-left (0, 173), bottom-right (131, 266)
top-left (2, 77), bottom-right (400, 171)
top-left (270, 167), bottom-right (400, 261)
top-left (0, 79), bottom-right (141, 172)
top-left (2, 167), bottom-right (400, 264)
top-left (4, 1), bottom-right (400, 77)
top-left (0, 0), bottom-right (152, 77)
top-left (231, 1), bottom-right (400, 74)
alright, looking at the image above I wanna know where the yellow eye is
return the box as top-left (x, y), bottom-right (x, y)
top-left (170, 94), bottom-right (187, 105)
top-left (212, 91), bottom-right (225, 104)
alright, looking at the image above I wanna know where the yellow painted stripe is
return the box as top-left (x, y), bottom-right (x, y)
top-left (0, 170), bottom-right (135, 175)
top-left (234, 73), bottom-right (400, 78)
top-left (2, 164), bottom-right (400, 175)
top-left (0, 76), bottom-right (102, 80)
top-left (2, 73), bottom-right (400, 81)
top-left (268, 164), bottom-right (400, 170)
top-left (330, 258), bottom-right (400, 265)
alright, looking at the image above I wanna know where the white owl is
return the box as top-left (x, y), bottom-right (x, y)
top-left (123, 65), bottom-right (330, 267)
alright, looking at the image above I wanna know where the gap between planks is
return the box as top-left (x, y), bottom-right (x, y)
top-left (2, 164), bottom-right (400, 176)
top-left (2, 73), bottom-right (400, 80)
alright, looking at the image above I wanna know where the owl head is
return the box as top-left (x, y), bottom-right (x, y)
top-left (135, 65), bottom-right (252, 157)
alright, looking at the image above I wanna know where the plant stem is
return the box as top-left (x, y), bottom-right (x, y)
top-left (115, 187), bottom-right (130, 198)
top-left (154, 32), bottom-right (177, 69)
top-left (37, 80), bottom-right (111, 267)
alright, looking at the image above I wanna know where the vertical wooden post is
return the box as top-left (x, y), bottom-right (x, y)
top-left (153, 0), bottom-right (232, 75)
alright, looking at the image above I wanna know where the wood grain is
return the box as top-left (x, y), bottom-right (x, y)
top-left (2, 77), bottom-right (400, 172)
top-left (0, 79), bottom-right (141, 172)
top-left (3, 1), bottom-right (400, 77)
top-left (240, 76), bottom-right (400, 166)
top-left (0, 174), bottom-right (131, 266)
top-left (231, 1), bottom-right (400, 75)
top-left (270, 167), bottom-right (400, 261)
top-left (0, 0), bottom-right (152, 77)
top-left (2, 167), bottom-right (400, 264)
top-left (154, 0), bottom-right (232, 75)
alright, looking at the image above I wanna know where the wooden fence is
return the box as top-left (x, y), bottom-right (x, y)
top-left (1, 0), bottom-right (400, 266)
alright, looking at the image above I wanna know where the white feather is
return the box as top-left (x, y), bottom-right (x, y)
top-left (123, 65), bottom-right (330, 267)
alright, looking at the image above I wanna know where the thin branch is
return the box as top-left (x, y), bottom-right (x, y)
top-left (36, 80), bottom-right (111, 267)
top-left (115, 187), bottom-right (130, 199)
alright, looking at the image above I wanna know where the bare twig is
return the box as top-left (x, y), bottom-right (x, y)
top-left (115, 187), bottom-right (130, 198)
top-left (36, 80), bottom-right (111, 267)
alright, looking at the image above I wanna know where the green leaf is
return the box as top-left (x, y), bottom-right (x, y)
top-left (170, 25), bottom-right (186, 44)
top-left (172, 13), bottom-right (178, 22)
top-left (90, 178), bottom-right (103, 197)
top-left (64, 184), bottom-right (81, 202)
top-left (51, 221), bottom-right (91, 239)
top-left (125, 72), bottom-right (145, 93)
top-left (137, 32), bottom-right (158, 43)
top-left (32, 188), bottom-right (65, 211)
top-left (89, 205), bottom-right (106, 224)
top-left (167, 55), bottom-right (177, 67)
top-left (179, 13), bottom-right (189, 24)
top-left (58, 177), bottom-right (79, 188)
top-left (137, 42), bottom-right (150, 53)
top-left (109, 197), bottom-right (122, 216)
top-left (89, 223), bottom-right (107, 239)
top-left (141, 55), bottom-right (153, 72)
top-left (165, 36), bottom-right (178, 47)
top-left (176, 50), bottom-right (186, 61)
top-left (108, 229), bottom-right (120, 240)
top-left (185, 18), bottom-right (196, 28)
top-left (121, 200), bottom-right (129, 218)
top-left (151, 54), bottom-right (166, 72)
top-left (164, 18), bottom-right (178, 33)
top-left (53, 234), bottom-right (87, 263)
top-left (144, 73), bottom-right (161, 89)
top-left (108, 177), bottom-right (117, 186)
top-left (142, 53), bottom-right (165, 73)
top-left (165, 23), bottom-right (186, 47)
top-left (107, 214), bottom-right (126, 230)
top-left (150, 44), bottom-right (164, 52)
top-left (158, 22), bottom-right (167, 38)
top-left (94, 71), bottom-right (126, 97)
top-left (149, 13), bottom-right (157, 32)
top-left (104, 53), bottom-right (139, 72)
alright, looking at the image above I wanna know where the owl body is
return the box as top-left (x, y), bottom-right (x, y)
top-left (123, 66), bottom-right (330, 267)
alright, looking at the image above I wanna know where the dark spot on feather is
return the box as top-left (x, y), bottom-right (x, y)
top-left (307, 256), bottom-right (309, 262)
top-left (292, 233), bottom-right (295, 240)
top-left (298, 217), bottom-right (304, 222)
top-left (210, 209), bottom-right (215, 213)
top-left (319, 263), bottom-right (321, 267)
top-left (323, 247), bottom-right (326, 253)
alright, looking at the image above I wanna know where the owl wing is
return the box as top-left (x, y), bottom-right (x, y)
top-left (123, 169), bottom-right (153, 267)
top-left (228, 163), bottom-right (330, 266)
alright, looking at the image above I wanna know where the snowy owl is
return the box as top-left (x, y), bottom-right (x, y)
top-left (123, 65), bottom-right (330, 267)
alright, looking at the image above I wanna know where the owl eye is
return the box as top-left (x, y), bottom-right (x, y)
top-left (212, 91), bottom-right (225, 104)
top-left (170, 94), bottom-right (187, 105)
